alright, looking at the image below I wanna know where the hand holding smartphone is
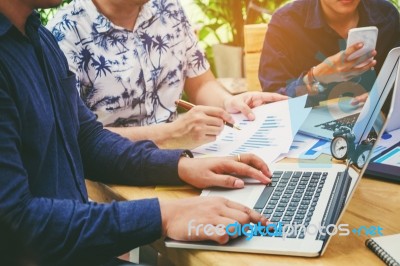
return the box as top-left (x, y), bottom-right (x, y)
top-left (346, 26), bottom-right (378, 67)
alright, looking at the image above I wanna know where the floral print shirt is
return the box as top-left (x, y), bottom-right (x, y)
top-left (48, 0), bottom-right (209, 127)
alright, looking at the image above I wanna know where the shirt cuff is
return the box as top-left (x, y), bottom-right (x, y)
top-left (144, 149), bottom-right (186, 186)
top-left (286, 72), bottom-right (307, 98)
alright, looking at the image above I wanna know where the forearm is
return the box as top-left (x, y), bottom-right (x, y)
top-left (185, 70), bottom-right (232, 108)
top-left (189, 80), bottom-right (232, 107)
top-left (81, 127), bottom-right (184, 185)
top-left (6, 195), bottom-right (162, 264)
top-left (77, 101), bottom-right (184, 185)
top-left (106, 122), bottom-right (182, 149)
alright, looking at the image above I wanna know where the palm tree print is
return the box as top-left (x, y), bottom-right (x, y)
top-left (71, 5), bottom-right (85, 16)
top-left (91, 55), bottom-right (111, 78)
top-left (140, 32), bottom-right (154, 53)
top-left (108, 31), bottom-right (129, 55)
top-left (49, 0), bottom-right (210, 127)
top-left (153, 0), bottom-right (174, 24)
top-left (192, 50), bottom-right (206, 71)
top-left (122, 88), bottom-right (130, 106)
top-left (56, 13), bottom-right (85, 44)
top-left (75, 45), bottom-right (93, 73)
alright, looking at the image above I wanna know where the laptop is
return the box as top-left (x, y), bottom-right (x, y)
top-left (365, 63), bottom-right (400, 183)
top-left (299, 48), bottom-right (400, 141)
top-left (383, 61), bottom-right (400, 133)
top-left (165, 47), bottom-right (400, 257)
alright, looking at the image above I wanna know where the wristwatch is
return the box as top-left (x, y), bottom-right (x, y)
top-left (306, 67), bottom-right (325, 95)
top-left (180, 150), bottom-right (194, 158)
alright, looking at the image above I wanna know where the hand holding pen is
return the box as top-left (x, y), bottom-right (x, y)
top-left (175, 99), bottom-right (241, 130)
top-left (161, 101), bottom-right (236, 149)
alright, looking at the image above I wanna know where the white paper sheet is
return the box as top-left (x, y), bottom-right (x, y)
top-left (192, 95), bottom-right (311, 163)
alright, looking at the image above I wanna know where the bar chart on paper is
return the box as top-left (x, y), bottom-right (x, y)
top-left (232, 116), bottom-right (282, 154)
top-left (192, 95), bottom-right (311, 163)
top-left (204, 132), bottom-right (235, 153)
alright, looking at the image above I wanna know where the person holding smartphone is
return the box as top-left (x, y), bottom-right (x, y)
top-left (259, 0), bottom-right (400, 107)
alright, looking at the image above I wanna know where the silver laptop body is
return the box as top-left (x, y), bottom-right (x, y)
top-left (166, 47), bottom-right (400, 257)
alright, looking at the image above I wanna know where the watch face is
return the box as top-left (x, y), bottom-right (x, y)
top-left (331, 136), bottom-right (348, 160)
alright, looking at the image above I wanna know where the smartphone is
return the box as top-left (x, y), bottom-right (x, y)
top-left (346, 26), bottom-right (378, 67)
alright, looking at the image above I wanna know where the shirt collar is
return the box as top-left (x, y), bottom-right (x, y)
top-left (86, 0), bottom-right (154, 33)
top-left (84, 0), bottom-right (112, 33)
top-left (304, 0), bottom-right (325, 29)
top-left (0, 12), bottom-right (41, 37)
top-left (304, 0), bottom-right (388, 30)
top-left (134, 0), bottom-right (154, 30)
top-left (0, 13), bottom-right (13, 36)
top-left (27, 11), bottom-right (42, 30)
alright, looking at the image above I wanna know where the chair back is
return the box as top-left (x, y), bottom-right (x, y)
top-left (243, 23), bottom-right (268, 91)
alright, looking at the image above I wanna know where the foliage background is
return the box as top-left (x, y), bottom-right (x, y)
top-left (38, 0), bottom-right (400, 74)
top-left (38, 0), bottom-right (72, 25)
top-left (38, 0), bottom-right (400, 36)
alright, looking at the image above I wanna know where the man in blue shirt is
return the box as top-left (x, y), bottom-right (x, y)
top-left (259, 0), bottom-right (400, 106)
top-left (0, 1), bottom-right (270, 265)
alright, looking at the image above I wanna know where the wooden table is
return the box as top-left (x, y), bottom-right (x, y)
top-left (86, 173), bottom-right (400, 266)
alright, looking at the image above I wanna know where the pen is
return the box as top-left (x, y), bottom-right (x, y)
top-left (175, 99), bottom-right (241, 130)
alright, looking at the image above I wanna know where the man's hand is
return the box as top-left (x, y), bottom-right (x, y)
top-left (313, 43), bottom-right (377, 84)
top-left (178, 153), bottom-right (271, 189)
top-left (159, 197), bottom-right (268, 244)
top-left (164, 105), bottom-right (234, 149)
top-left (350, 92), bottom-right (369, 105)
top-left (223, 92), bottom-right (288, 120)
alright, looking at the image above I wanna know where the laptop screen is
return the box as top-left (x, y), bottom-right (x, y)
top-left (353, 50), bottom-right (400, 144)
top-left (320, 47), bottom-right (400, 254)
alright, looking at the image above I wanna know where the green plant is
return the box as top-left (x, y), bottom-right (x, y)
top-left (193, 0), bottom-right (288, 48)
top-left (389, 0), bottom-right (400, 9)
top-left (37, 0), bottom-right (72, 25)
top-left (192, 0), bottom-right (288, 76)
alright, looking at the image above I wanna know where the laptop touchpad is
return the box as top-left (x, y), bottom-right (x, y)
top-left (202, 185), bottom-right (265, 208)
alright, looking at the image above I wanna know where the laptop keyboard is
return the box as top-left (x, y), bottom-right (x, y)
top-left (253, 171), bottom-right (327, 239)
top-left (314, 113), bottom-right (359, 131)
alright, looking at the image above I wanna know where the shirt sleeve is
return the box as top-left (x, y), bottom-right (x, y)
top-left (0, 23), bottom-right (185, 260)
top-left (74, 89), bottom-right (185, 185)
top-left (258, 14), bottom-right (307, 97)
top-left (177, 0), bottom-right (210, 78)
top-left (0, 72), bottom-right (166, 264)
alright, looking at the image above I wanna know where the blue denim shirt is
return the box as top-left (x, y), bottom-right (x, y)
top-left (259, 0), bottom-right (400, 106)
top-left (0, 12), bottom-right (184, 265)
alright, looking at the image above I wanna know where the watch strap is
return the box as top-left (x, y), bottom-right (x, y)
top-left (306, 67), bottom-right (325, 95)
top-left (180, 150), bottom-right (194, 158)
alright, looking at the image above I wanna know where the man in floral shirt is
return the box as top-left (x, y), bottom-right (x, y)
top-left (48, 0), bottom-right (287, 149)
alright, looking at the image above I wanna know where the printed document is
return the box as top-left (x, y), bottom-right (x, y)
top-left (192, 95), bottom-right (311, 163)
